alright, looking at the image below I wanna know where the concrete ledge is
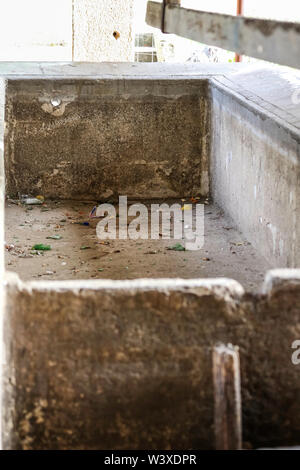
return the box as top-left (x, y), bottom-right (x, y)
top-left (0, 62), bottom-right (245, 79)
top-left (3, 274), bottom-right (246, 449)
top-left (262, 269), bottom-right (300, 295)
top-left (16, 276), bottom-right (245, 295)
top-left (3, 271), bottom-right (300, 449)
top-left (1, 62), bottom-right (299, 132)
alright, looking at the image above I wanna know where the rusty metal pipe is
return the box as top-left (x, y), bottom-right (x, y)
top-left (235, 0), bottom-right (244, 62)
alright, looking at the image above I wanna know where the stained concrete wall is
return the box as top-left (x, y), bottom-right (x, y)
top-left (210, 77), bottom-right (300, 268)
top-left (3, 272), bottom-right (300, 449)
top-left (73, 0), bottom-right (134, 62)
top-left (0, 80), bottom-right (5, 278)
top-left (4, 78), bottom-right (210, 200)
top-left (0, 79), bottom-right (6, 449)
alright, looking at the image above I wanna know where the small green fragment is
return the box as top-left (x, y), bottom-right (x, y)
top-left (98, 268), bottom-right (104, 272)
top-left (46, 235), bottom-right (62, 240)
top-left (32, 244), bottom-right (51, 251)
top-left (60, 219), bottom-right (67, 222)
top-left (167, 243), bottom-right (185, 252)
top-left (80, 246), bottom-right (91, 250)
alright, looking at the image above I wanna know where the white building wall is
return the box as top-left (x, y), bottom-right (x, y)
top-left (73, 0), bottom-right (134, 62)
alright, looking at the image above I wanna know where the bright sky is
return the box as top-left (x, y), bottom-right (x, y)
top-left (0, 0), bottom-right (72, 60)
top-left (0, 0), bottom-right (72, 45)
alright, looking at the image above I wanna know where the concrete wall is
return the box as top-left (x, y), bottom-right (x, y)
top-left (0, 80), bottom-right (5, 278)
top-left (3, 272), bottom-right (300, 449)
top-left (4, 78), bottom-right (210, 200)
top-left (73, 0), bottom-right (134, 62)
top-left (2, 63), bottom-right (300, 449)
top-left (0, 79), bottom-right (6, 449)
top-left (210, 78), bottom-right (300, 268)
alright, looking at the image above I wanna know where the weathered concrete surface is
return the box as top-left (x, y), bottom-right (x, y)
top-left (3, 273), bottom-right (300, 449)
top-left (0, 78), bottom-right (6, 448)
top-left (73, 0), bottom-right (134, 62)
top-left (222, 65), bottom-right (300, 130)
top-left (0, 62), bottom-right (246, 79)
top-left (0, 62), bottom-right (298, 126)
top-left (247, 270), bottom-right (300, 446)
top-left (4, 201), bottom-right (270, 291)
top-left (0, 79), bottom-right (6, 277)
top-left (210, 76), bottom-right (300, 268)
top-left (1, 63), bottom-right (300, 449)
top-left (2, 276), bottom-right (247, 450)
top-left (5, 79), bottom-right (210, 200)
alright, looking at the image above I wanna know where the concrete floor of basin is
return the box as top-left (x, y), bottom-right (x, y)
top-left (5, 199), bottom-right (270, 291)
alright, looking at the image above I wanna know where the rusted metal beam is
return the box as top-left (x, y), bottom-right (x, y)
top-left (146, 1), bottom-right (300, 69)
top-left (213, 343), bottom-right (242, 450)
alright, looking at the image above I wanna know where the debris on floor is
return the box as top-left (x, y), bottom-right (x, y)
top-left (46, 235), bottom-right (62, 240)
top-left (32, 244), bottom-right (51, 251)
top-left (21, 196), bottom-right (44, 205)
top-left (167, 243), bottom-right (185, 251)
top-left (5, 199), bottom-right (270, 290)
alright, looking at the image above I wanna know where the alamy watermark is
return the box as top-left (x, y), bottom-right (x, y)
top-left (91, 196), bottom-right (204, 251)
top-left (291, 340), bottom-right (300, 365)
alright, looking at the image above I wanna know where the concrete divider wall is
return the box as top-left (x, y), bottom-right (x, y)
top-left (0, 79), bottom-right (7, 449)
top-left (0, 79), bottom-right (6, 277)
top-left (210, 77), bottom-right (300, 268)
top-left (2, 273), bottom-right (300, 449)
top-left (4, 78), bottom-right (210, 200)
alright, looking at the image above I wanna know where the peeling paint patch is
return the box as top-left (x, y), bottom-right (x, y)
top-left (41, 101), bottom-right (68, 117)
